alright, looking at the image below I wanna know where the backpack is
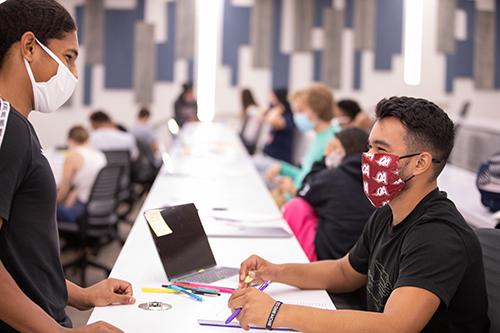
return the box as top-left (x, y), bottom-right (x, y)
top-left (477, 152), bottom-right (500, 212)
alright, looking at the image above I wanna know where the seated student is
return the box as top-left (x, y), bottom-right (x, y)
top-left (335, 99), bottom-right (373, 131)
top-left (0, 1), bottom-right (134, 331)
top-left (174, 82), bottom-right (198, 128)
top-left (283, 128), bottom-right (375, 262)
top-left (239, 88), bottom-right (264, 154)
top-left (57, 126), bottom-right (106, 223)
top-left (229, 97), bottom-right (490, 333)
top-left (266, 84), bottom-right (340, 198)
top-left (89, 110), bottom-right (139, 160)
top-left (254, 88), bottom-right (295, 170)
top-left (130, 107), bottom-right (159, 161)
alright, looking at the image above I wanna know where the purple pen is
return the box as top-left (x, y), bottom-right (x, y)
top-left (225, 280), bottom-right (272, 325)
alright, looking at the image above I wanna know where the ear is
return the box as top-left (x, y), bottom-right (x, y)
top-left (19, 32), bottom-right (37, 62)
top-left (413, 152), bottom-right (434, 176)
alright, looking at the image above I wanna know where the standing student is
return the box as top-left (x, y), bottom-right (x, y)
top-left (230, 97), bottom-right (489, 333)
top-left (0, 1), bottom-right (134, 332)
top-left (57, 126), bottom-right (106, 223)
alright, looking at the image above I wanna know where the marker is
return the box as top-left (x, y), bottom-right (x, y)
top-left (166, 285), bottom-right (204, 302)
top-left (162, 284), bottom-right (220, 296)
top-left (173, 282), bottom-right (236, 294)
top-left (225, 280), bottom-right (271, 325)
top-left (142, 287), bottom-right (178, 294)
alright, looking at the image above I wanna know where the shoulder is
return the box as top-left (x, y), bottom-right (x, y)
top-left (0, 102), bottom-right (32, 156)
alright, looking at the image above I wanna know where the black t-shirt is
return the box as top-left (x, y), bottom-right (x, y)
top-left (0, 102), bottom-right (71, 332)
top-left (349, 188), bottom-right (490, 332)
top-left (298, 154), bottom-right (375, 260)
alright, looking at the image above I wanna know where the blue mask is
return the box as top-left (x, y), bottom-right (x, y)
top-left (293, 113), bottom-right (315, 132)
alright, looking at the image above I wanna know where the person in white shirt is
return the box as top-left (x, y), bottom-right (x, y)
top-left (89, 110), bottom-right (139, 160)
top-left (57, 126), bottom-right (107, 223)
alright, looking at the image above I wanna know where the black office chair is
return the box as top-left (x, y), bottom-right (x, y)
top-left (476, 228), bottom-right (500, 333)
top-left (59, 165), bottom-right (123, 287)
top-left (103, 150), bottom-right (135, 223)
top-left (131, 140), bottom-right (160, 194)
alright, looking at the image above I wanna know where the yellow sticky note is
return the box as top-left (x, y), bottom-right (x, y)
top-left (145, 209), bottom-right (173, 237)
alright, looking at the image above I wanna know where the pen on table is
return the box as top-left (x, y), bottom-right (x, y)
top-left (172, 282), bottom-right (236, 294)
top-left (166, 284), bottom-right (204, 302)
top-left (142, 287), bottom-right (178, 294)
top-left (225, 280), bottom-right (272, 325)
top-left (162, 284), bottom-right (220, 296)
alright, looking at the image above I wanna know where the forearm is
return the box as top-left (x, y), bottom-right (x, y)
top-left (279, 162), bottom-right (300, 179)
top-left (274, 260), bottom-right (353, 292)
top-left (275, 305), bottom-right (397, 333)
top-left (0, 261), bottom-right (64, 333)
top-left (66, 280), bottom-right (91, 310)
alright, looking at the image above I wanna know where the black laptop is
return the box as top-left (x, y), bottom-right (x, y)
top-left (145, 203), bottom-right (239, 284)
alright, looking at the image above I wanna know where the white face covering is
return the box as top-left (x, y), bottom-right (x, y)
top-left (325, 150), bottom-right (345, 169)
top-left (23, 39), bottom-right (78, 113)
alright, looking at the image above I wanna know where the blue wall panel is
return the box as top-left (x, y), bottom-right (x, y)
top-left (222, 0), bottom-right (251, 85)
top-left (188, 58), bottom-right (194, 83)
top-left (345, 0), bottom-right (354, 28)
top-left (272, 0), bottom-right (290, 89)
top-left (104, 0), bottom-right (145, 89)
top-left (353, 49), bottom-right (362, 90)
top-left (157, 2), bottom-right (176, 82)
top-left (445, 0), bottom-right (475, 93)
top-left (75, 5), bottom-right (85, 44)
top-left (374, 0), bottom-right (403, 70)
top-left (495, 0), bottom-right (500, 88)
top-left (84, 64), bottom-right (93, 105)
top-left (314, 0), bottom-right (332, 27)
top-left (313, 50), bottom-right (322, 81)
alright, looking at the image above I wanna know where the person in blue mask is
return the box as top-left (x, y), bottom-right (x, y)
top-left (266, 84), bottom-right (341, 200)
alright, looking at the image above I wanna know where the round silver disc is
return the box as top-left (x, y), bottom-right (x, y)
top-left (138, 301), bottom-right (173, 311)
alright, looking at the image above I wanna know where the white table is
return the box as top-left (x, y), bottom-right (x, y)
top-left (439, 164), bottom-right (498, 229)
top-left (88, 123), bottom-right (335, 332)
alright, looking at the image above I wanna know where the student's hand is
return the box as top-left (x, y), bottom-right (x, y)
top-left (278, 177), bottom-right (296, 196)
top-left (67, 321), bottom-right (123, 333)
top-left (85, 278), bottom-right (135, 308)
top-left (239, 255), bottom-right (278, 289)
top-left (228, 288), bottom-right (277, 331)
top-left (265, 163), bottom-right (281, 182)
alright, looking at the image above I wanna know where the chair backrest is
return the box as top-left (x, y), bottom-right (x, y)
top-left (103, 150), bottom-right (131, 192)
top-left (85, 165), bottom-right (123, 224)
top-left (476, 228), bottom-right (500, 333)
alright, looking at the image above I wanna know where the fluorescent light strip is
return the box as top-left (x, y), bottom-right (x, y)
top-left (403, 0), bottom-right (424, 86)
top-left (195, 0), bottom-right (222, 122)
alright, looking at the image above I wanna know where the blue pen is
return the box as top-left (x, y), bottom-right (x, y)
top-left (225, 280), bottom-right (271, 325)
top-left (166, 284), bottom-right (204, 302)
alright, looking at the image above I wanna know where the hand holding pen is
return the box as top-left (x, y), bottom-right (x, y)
top-left (226, 280), bottom-right (271, 324)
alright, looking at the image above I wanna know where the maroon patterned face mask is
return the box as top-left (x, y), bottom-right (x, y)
top-left (361, 152), bottom-right (418, 208)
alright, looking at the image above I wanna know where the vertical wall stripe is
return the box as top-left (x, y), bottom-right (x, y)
top-left (175, 0), bottom-right (195, 59)
top-left (188, 58), bottom-right (195, 82)
top-left (84, 0), bottom-right (105, 64)
top-left (344, 0), bottom-right (354, 28)
top-left (322, 8), bottom-right (344, 88)
top-left (84, 63), bottom-right (93, 106)
top-left (374, 0), bottom-right (403, 70)
top-left (104, 0), bottom-right (145, 89)
top-left (222, 0), bottom-right (251, 85)
top-left (474, 10), bottom-right (496, 89)
top-left (445, 0), bottom-right (475, 93)
top-left (495, 0), bottom-right (500, 89)
top-left (272, 0), bottom-right (290, 88)
top-left (313, 50), bottom-right (322, 81)
top-left (353, 49), bottom-right (362, 90)
top-left (353, 0), bottom-right (375, 50)
top-left (293, 0), bottom-right (314, 52)
top-left (75, 5), bottom-right (85, 43)
top-left (437, 0), bottom-right (457, 54)
top-left (251, 0), bottom-right (274, 68)
top-left (314, 0), bottom-right (332, 27)
top-left (157, 1), bottom-right (176, 82)
top-left (134, 22), bottom-right (156, 104)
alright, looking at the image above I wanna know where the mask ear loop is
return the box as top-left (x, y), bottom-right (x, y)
top-left (34, 39), bottom-right (77, 82)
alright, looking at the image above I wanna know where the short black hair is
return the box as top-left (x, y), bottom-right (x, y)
top-left (337, 99), bottom-right (362, 120)
top-left (375, 96), bottom-right (455, 178)
top-left (0, 0), bottom-right (76, 67)
top-left (89, 110), bottom-right (112, 124)
top-left (182, 82), bottom-right (193, 93)
top-left (138, 107), bottom-right (151, 119)
top-left (337, 127), bottom-right (369, 157)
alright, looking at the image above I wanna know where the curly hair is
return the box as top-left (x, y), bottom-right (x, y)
top-left (0, 0), bottom-right (76, 68)
top-left (375, 96), bottom-right (455, 178)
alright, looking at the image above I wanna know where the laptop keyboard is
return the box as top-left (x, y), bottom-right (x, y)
top-left (180, 267), bottom-right (240, 284)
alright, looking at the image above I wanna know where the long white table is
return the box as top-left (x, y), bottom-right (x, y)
top-left (88, 123), bottom-right (334, 332)
top-left (439, 164), bottom-right (499, 229)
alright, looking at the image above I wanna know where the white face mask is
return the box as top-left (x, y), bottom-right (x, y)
top-left (325, 150), bottom-right (345, 169)
top-left (23, 39), bottom-right (78, 113)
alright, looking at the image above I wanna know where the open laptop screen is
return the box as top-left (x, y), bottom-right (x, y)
top-left (146, 203), bottom-right (217, 280)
